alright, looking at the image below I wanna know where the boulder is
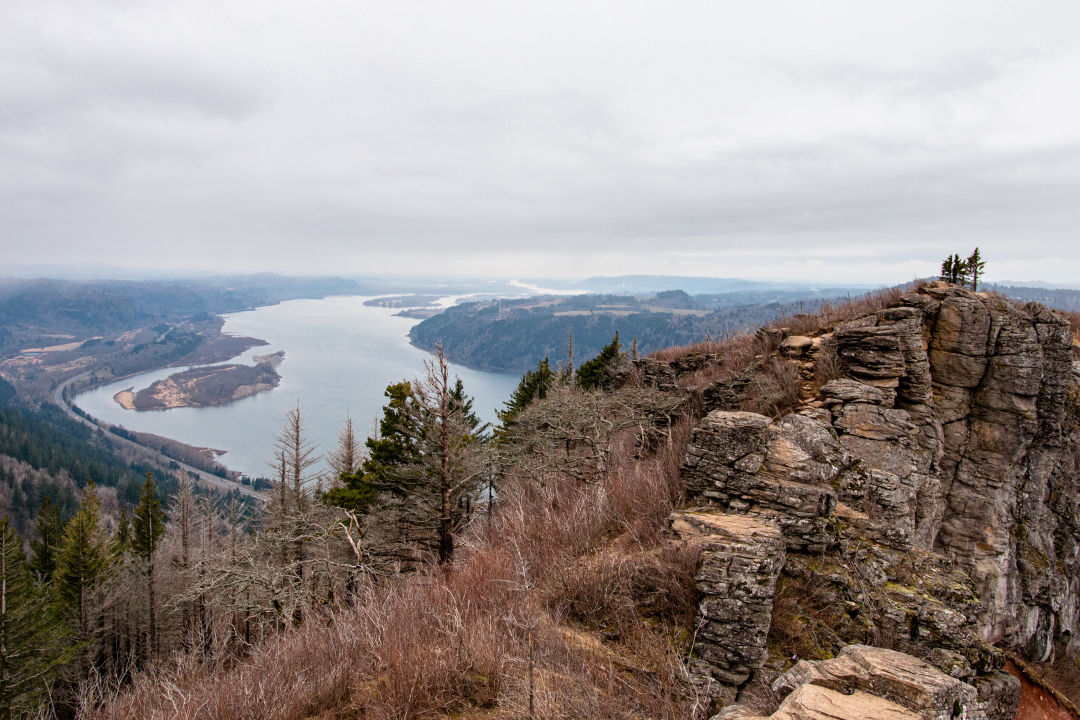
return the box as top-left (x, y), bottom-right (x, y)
top-left (771, 684), bottom-right (919, 720)
top-left (772, 645), bottom-right (989, 720)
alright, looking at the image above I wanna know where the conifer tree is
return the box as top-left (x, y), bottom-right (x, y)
top-left (966, 247), bottom-right (986, 290)
top-left (940, 253), bottom-right (968, 284)
top-left (576, 331), bottom-right (625, 390)
top-left (271, 404), bottom-right (321, 623)
top-left (565, 325), bottom-right (575, 381)
top-left (29, 496), bottom-right (65, 583)
top-left (53, 481), bottom-right (111, 661)
top-left (331, 351), bottom-right (485, 564)
top-left (496, 356), bottom-right (555, 436)
top-left (324, 386), bottom-right (419, 514)
top-left (131, 473), bottom-right (165, 657)
top-left (0, 519), bottom-right (71, 720)
top-left (415, 344), bottom-right (484, 564)
top-left (110, 504), bottom-right (130, 557)
top-left (940, 255), bottom-right (954, 282)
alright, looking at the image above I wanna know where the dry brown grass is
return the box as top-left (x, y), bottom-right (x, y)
top-left (767, 573), bottom-right (844, 664)
top-left (92, 423), bottom-right (706, 720)
top-left (1064, 310), bottom-right (1080, 343)
top-left (646, 284), bottom-right (917, 402)
top-left (768, 284), bottom-right (912, 338)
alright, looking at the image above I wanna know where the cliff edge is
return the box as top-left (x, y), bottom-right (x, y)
top-left (657, 281), bottom-right (1079, 717)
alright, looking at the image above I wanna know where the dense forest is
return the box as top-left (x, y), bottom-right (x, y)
top-left (0, 399), bottom-right (185, 536)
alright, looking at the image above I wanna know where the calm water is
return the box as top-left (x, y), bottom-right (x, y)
top-left (74, 296), bottom-right (519, 478)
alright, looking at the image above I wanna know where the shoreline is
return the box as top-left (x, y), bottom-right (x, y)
top-left (113, 387), bottom-right (135, 410)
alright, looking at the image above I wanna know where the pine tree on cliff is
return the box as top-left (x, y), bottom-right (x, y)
top-left (0, 518), bottom-right (71, 720)
top-left (496, 356), bottom-right (556, 437)
top-left (131, 473), bottom-right (165, 659)
top-left (966, 247), bottom-right (986, 291)
top-left (577, 332), bottom-right (624, 390)
top-left (940, 253), bottom-right (968, 285)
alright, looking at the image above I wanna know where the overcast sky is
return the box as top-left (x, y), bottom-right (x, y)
top-left (2, 1), bottom-right (1079, 285)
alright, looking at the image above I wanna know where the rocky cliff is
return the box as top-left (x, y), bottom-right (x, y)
top-left (654, 281), bottom-right (1080, 717)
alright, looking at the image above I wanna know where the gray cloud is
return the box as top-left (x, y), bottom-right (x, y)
top-left (1, 1), bottom-right (1079, 285)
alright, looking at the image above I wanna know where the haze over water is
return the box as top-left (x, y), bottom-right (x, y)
top-left (73, 296), bottom-right (520, 478)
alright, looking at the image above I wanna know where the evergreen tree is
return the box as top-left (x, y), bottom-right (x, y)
top-left (111, 504), bottom-right (130, 557)
top-left (576, 331), bottom-right (625, 390)
top-left (449, 377), bottom-right (484, 435)
top-left (940, 253), bottom-right (969, 284)
top-left (414, 345), bottom-right (485, 563)
top-left (323, 385), bottom-right (420, 514)
top-left (131, 473), bottom-right (165, 658)
top-left (0, 519), bottom-right (71, 720)
top-left (966, 247), bottom-right (986, 291)
top-left (940, 256), bottom-right (954, 282)
top-left (359, 382), bottom-right (424, 489)
top-left (496, 356), bottom-right (555, 436)
top-left (327, 353), bottom-right (486, 563)
top-left (29, 496), bottom-right (66, 583)
top-left (52, 481), bottom-right (111, 656)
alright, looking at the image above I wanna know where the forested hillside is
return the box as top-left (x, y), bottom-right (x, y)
top-left (0, 275), bottom-right (378, 353)
top-left (409, 291), bottom-right (854, 373)
top-left (0, 398), bottom-right (184, 536)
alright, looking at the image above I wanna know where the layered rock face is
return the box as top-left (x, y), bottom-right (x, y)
top-left (669, 282), bottom-right (1077, 714)
top-left (670, 510), bottom-right (786, 705)
top-left (824, 283), bottom-right (1076, 659)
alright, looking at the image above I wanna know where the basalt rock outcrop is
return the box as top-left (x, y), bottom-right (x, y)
top-left (666, 282), bottom-right (1078, 714)
top-left (669, 510), bottom-right (786, 705)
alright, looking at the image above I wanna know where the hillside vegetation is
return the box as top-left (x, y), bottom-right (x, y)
top-left (6, 281), bottom-right (1080, 720)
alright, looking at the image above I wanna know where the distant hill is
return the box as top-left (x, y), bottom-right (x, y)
top-left (409, 287), bottom-right (872, 374)
top-left (523, 274), bottom-right (874, 296)
top-left (990, 283), bottom-right (1080, 311)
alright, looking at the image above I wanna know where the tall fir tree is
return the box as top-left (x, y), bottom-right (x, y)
top-left (324, 383), bottom-right (420, 514)
top-left (131, 473), bottom-right (165, 658)
top-left (111, 504), bottom-right (130, 557)
top-left (52, 481), bottom-right (111, 665)
top-left (966, 247), bottom-right (986, 291)
top-left (327, 415), bottom-right (363, 481)
top-left (940, 253), bottom-right (968, 284)
top-left (29, 496), bottom-right (66, 583)
top-left (0, 519), bottom-right (72, 720)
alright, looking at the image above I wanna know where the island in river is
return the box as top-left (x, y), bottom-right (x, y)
top-left (115, 351), bottom-right (285, 411)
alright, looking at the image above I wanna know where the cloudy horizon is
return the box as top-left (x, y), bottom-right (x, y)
top-left (2, 2), bottom-right (1079, 285)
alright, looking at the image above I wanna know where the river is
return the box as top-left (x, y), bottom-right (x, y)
top-left (72, 296), bottom-right (520, 478)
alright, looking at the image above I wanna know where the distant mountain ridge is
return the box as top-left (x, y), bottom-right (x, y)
top-left (523, 274), bottom-right (877, 296)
